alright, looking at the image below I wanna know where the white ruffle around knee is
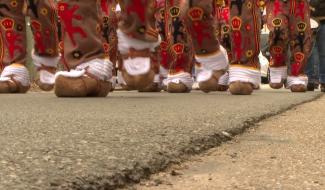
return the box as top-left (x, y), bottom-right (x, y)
top-left (117, 29), bottom-right (160, 76)
top-left (218, 72), bottom-right (229, 86)
top-left (0, 64), bottom-right (30, 87)
top-left (286, 75), bottom-right (308, 88)
top-left (117, 29), bottom-right (160, 54)
top-left (195, 46), bottom-right (228, 71)
top-left (123, 57), bottom-right (151, 76)
top-left (269, 66), bottom-right (287, 84)
top-left (195, 46), bottom-right (229, 83)
top-left (32, 51), bottom-right (60, 85)
top-left (32, 51), bottom-right (60, 68)
top-left (55, 59), bottom-right (113, 82)
top-left (229, 66), bottom-right (261, 89)
top-left (196, 70), bottom-right (213, 83)
top-left (167, 72), bottom-right (194, 90)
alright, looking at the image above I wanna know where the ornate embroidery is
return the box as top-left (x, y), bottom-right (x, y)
top-left (1, 18), bottom-right (24, 59)
top-left (101, 0), bottom-right (109, 15)
top-left (160, 41), bottom-right (169, 69)
top-left (295, 1), bottom-right (305, 20)
top-left (188, 7), bottom-right (211, 47)
top-left (296, 22), bottom-right (306, 52)
top-left (58, 3), bottom-right (87, 46)
top-left (291, 52), bottom-right (305, 76)
top-left (169, 6), bottom-right (180, 17)
top-left (273, 0), bottom-right (282, 16)
top-left (31, 20), bottom-right (46, 54)
top-left (271, 46), bottom-right (285, 66)
top-left (231, 16), bottom-right (243, 60)
top-left (246, 50), bottom-right (253, 58)
top-left (72, 50), bottom-right (82, 59)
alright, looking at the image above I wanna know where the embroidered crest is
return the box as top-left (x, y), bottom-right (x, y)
top-left (272, 46), bottom-right (283, 54)
top-left (160, 41), bottom-right (168, 51)
top-left (188, 7), bottom-right (203, 21)
top-left (103, 43), bottom-right (110, 53)
top-left (1, 18), bottom-right (14, 30)
top-left (159, 9), bottom-right (165, 19)
top-left (222, 25), bottom-right (230, 34)
top-left (272, 18), bottom-right (282, 27)
top-left (246, 2), bottom-right (252, 9)
top-left (231, 16), bottom-right (242, 30)
top-left (172, 43), bottom-right (184, 55)
top-left (169, 6), bottom-right (180, 17)
top-left (297, 22), bottom-right (306, 32)
top-left (246, 50), bottom-right (253, 58)
top-left (294, 52), bottom-right (305, 63)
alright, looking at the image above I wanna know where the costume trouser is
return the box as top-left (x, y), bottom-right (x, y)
top-left (215, 1), bottom-right (232, 58)
top-left (155, 0), bottom-right (229, 90)
top-left (58, 0), bottom-right (108, 69)
top-left (54, 0), bottom-right (114, 97)
top-left (266, 0), bottom-right (312, 87)
top-left (117, 0), bottom-right (160, 90)
top-left (100, 0), bottom-right (119, 87)
top-left (228, 0), bottom-right (262, 88)
top-left (100, 0), bottom-right (118, 65)
top-left (0, 0), bottom-right (59, 90)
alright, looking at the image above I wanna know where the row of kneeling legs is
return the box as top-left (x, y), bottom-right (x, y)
top-left (0, 0), bottom-right (312, 97)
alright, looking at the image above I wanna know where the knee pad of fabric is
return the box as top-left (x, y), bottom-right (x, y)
top-left (123, 57), bottom-right (151, 76)
top-left (0, 64), bottom-right (30, 87)
top-left (32, 51), bottom-right (60, 85)
top-left (270, 66), bottom-right (287, 84)
top-left (195, 47), bottom-right (229, 82)
top-left (195, 47), bottom-right (228, 72)
top-left (117, 29), bottom-right (159, 54)
top-left (229, 66), bottom-right (261, 89)
top-left (167, 72), bottom-right (194, 90)
top-left (286, 76), bottom-right (308, 88)
top-left (55, 59), bottom-right (113, 82)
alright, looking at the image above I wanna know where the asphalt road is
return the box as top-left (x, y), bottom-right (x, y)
top-left (0, 89), bottom-right (322, 190)
top-left (137, 96), bottom-right (325, 190)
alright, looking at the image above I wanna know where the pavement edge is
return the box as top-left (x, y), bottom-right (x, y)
top-left (56, 93), bottom-right (324, 190)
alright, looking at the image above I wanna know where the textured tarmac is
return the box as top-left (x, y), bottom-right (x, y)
top-left (0, 90), bottom-right (322, 190)
top-left (137, 96), bottom-right (325, 190)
